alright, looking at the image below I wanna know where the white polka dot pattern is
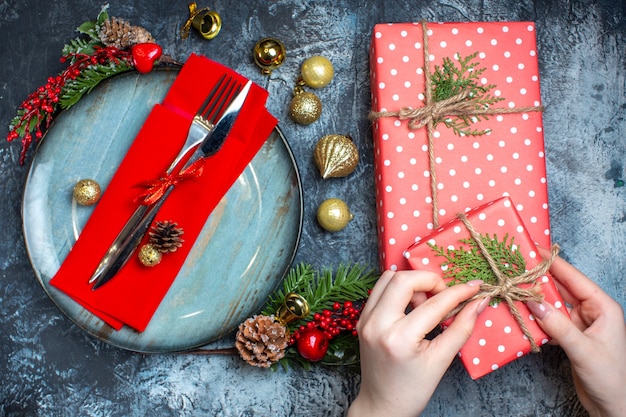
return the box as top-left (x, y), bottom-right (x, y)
top-left (370, 22), bottom-right (550, 272)
top-left (404, 197), bottom-right (569, 380)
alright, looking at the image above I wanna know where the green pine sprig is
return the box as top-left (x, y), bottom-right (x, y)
top-left (59, 61), bottom-right (133, 109)
top-left (430, 52), bottom-right (504, 136)
top-left (262, 263), bottom-right (377, 329)
top-left (428, 233), bottom-right (526, 293)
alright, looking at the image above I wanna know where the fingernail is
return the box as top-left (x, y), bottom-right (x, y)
top-left (476, 297), bottom-right (491, 314)
top-left (466, 279), bottom-right (483, 287)
top-left (527, 300), bottom-right (548, 319)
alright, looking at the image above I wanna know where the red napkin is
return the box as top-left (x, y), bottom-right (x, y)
top-left (50, 54), bottom-right (278, 332)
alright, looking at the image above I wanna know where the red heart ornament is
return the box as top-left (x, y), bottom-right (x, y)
top-left (131, 43), bottom-right (163, 74)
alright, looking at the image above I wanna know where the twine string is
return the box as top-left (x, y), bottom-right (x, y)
top-left (442, 212), bottom-right (560, 353)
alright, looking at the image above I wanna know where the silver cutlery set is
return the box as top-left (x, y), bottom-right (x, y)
top-left (89, 75), bottom-right (252, 289)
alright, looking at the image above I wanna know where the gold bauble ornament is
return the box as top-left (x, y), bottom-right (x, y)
top-left (289, 86), bottom-right (322, 125)
top-left (138, 244), bottom-right (162, 267)
top-left (313, 134), bottom-right (359, 179)
top-left (73, 179), bottom-right (102, 206)
top-left (317, 198), bottom-right (353, 232)
top-left (300, 56), bottom-right (334, 89)
top-left (253, 37), bottom-right (286, 75)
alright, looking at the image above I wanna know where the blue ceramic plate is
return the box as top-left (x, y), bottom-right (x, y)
top-left (22, 69), bottom-right (303, 353)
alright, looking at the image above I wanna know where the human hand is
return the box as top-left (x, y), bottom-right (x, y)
top-left (527, 248), bottom-right (626, 417)
top-left (347, 270), bottom-right (490, 417)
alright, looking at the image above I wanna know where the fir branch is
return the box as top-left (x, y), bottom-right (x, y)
top-left (59, 61), bottom-right (133, 109)
top-left (430, 52), bottom-right (504, 136)
top-left (261, 263), bottom-right (377, 330)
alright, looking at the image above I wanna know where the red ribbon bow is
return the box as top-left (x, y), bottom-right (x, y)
top-left (135, 158), bottom-right (205, 206)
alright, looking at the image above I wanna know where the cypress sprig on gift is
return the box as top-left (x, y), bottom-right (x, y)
top-left (430, 52), bottom-right (504, 136)
top-left (428, 233), bottom-right (526, 294)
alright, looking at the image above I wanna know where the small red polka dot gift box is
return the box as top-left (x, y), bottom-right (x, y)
top-left (369, 21), bottom-right (550, 271)
top-left (405, 196), bottom-right (568, 380)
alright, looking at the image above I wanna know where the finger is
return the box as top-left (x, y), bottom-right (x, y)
top-left (550, 278), bottom-right (577, 307)
top-left (429, 297), bottom-right (489, 359)
top-left (408, 291), bottom-right (429, 310)
top-left (367, 270), bottom-right (447, 323)
top-left (527, 299), bottom-right (591, 358)
top-left (360, 270), bottom-right (395, 318)
top-left (538, 247), bottom-right (607, 304)
top-left (402, 281), bottom-right (482, 338)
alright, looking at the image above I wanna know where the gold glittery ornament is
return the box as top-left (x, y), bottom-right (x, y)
top-left (313, 134), bottom-right (359, 179)
top-left (317, 198), bottom-right (353, 232)
top-left (73, 179), bottom-right (102, 206)
top-left (138, 244), bottom-right (162, 267)
top-left (300, 56), bottom-right (334, 89)
top-left (289, 86), bottom-right (322, 125)
top-left (253, 37), bottom-right (286, 75)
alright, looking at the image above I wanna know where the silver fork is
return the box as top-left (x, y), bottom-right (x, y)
top-left (88, 75), bottom-right (241, 287)
top-left (165, 74), bottom-right (238, 173)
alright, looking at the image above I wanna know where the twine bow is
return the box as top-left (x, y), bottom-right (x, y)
top-left (369, 20), bottom-right (544, 228)
top-left (443, 213), bottom-right (560, 353)
top-left (135, 158), bottom-right (205, 206)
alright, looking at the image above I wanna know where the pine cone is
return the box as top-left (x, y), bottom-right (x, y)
top-left (98, 17), bottom-right (154, 49)
top-left (235, 315), bottom-right (289, 368)
top-left (129, 25), bottom-right (155, 45)
top-left (149, 220), bottom-right (184, 253)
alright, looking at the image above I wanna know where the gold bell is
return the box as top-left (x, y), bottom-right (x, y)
top-left (181, 3), bottom-right (222, 40)
top-left (253, 37), bottom-right (286, 75)
top-left (275, 292), bottom-right (310, 326)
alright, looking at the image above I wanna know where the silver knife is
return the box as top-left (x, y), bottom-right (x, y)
top-left (89, 80), bottom-right (252, 290)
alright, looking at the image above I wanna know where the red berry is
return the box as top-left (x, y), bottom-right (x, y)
top-left (296, 327), bottom-right (329, 362)
top-left (131, 43), bottom-right (162, 74)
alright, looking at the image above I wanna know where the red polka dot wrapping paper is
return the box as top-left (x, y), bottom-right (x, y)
top-left (369, 22), bottom-right (551, 272)
top-left (405, 197), bottom-right (568, 380)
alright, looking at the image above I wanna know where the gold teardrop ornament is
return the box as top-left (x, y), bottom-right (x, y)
top-left (317, 198), bottom-right (353, 232)
top-left (289, 86), bottom-right (322, 125)
top-left (313, 134), bottom-right (359, 179)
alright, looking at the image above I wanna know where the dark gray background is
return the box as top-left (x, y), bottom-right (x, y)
top-left (1, 1), bottom-right (624, 416)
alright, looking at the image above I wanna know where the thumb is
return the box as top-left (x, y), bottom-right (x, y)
top-left (527, 300), bottom-right (584, 353)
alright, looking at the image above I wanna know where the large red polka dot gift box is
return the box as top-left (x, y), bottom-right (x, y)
top-left (405, 197), bottom-right (568, 379)
top-left (369, 21), bottom-right (550, 271)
